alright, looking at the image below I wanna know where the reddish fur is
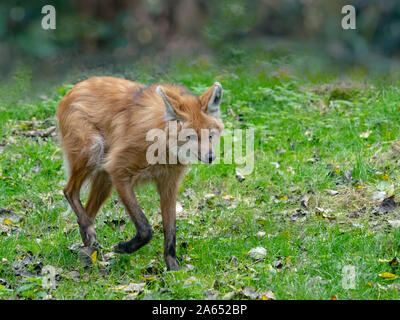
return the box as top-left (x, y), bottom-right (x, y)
top-left (56, 76), bottom-right (223, 270)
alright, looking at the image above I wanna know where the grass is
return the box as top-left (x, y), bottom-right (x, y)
top-left (2, 54), bottom-right (400, 300)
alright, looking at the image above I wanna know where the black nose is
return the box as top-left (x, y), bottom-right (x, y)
top-left (207, 152), bottom-right (216, 163)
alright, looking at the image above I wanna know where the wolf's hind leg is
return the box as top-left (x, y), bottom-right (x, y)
top-left (63, 166), bottom-right (97, 247)
top-left (85, 170), bottom-right (113, 220)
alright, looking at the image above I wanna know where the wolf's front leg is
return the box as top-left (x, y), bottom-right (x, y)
top-left (157, 180), bottom-right (179, 271)
top-left (112, 177), bottom-right (153, 253)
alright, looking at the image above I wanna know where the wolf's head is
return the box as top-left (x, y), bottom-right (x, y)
top-left (156, 83), bottom-right (224, 164)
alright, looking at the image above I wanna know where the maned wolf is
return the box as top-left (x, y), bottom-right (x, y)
top-left (56, 76), bottom-right (224, 270)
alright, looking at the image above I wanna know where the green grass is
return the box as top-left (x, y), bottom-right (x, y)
top-left (2, 56), bottom-right (400, 300)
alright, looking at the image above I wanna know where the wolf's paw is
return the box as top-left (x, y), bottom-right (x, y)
top-left (165, 256), bottom-right (180, 271)
top-left (113, 241), bottom-right (135, 254)
top-left (80, 224), bottom-right (97, 248)
top-left (114, 231), bottom-right (153, 254)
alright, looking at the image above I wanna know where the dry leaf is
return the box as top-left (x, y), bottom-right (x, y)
top-left (176, 202), bottom-right (183, 215)
top-left (372, 191), bottom-right (386, 201)
top-left (240, 287), bottom-right (258, 299)
top-left (255, 231), bottom-right (266, 238)
top-left (378, 272), bottom-right (397, 280)
top-left (183, 264), bottom-right (195, 271)
top-left (261, 289), bottom-right (276, 300)
top-left (113, 282), bottom-right (145, 293)
top-left (184, 276), bottom-right (198, 285)
top-left (65, 270), bottom-right (80, 281)
top-left (222, 291), bottom-right (236, 300)
top-left (388, 220), bottom-right (400, 228)
top-left (78, 247), bottom-right (97, 267)
top-left (91, 250), bottom-right (97, 265)
top-left (204, 289), bottom-right (219, 300)
top-left (359, 130), bottom-right (372, 138)
top-left (270, 162), bottom-right (280, 169)
top-left (325, 189), bottom-right (339, 196)
top-left (248, 247), bottom-right (267, 260)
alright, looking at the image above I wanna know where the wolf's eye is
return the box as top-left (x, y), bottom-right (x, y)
top-left (188, 134), bottom-right (197, 141)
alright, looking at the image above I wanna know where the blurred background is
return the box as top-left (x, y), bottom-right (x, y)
top-left (1, 0), bottom-right (400, 83)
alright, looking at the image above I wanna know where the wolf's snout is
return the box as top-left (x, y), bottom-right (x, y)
top-left (207, 151), bottom-right (216, 163)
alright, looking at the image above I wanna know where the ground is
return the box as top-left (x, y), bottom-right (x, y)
top-left (2, 54), bottom-right (400, 300)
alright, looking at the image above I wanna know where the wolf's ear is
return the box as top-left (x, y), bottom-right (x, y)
top-left (200, 82), bottom-right (223, 117)
top-left (156, 85), bottom-right (185, 121)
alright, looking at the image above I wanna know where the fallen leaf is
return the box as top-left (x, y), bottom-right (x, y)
top-left (378, 272), bottom-right (397, 280)
top-left (12, 251), bottom-right (44, 277)
top-left (388, 220), bottom-right (400, 228)
top-left (270, 162), bottom-right (280, 169)
top-left (222, 194), bottom-right (235, 200)
top-left (204, 289), bottom-right (219, 300)
top-left (184, 276), bottom-right (198, 285)
top-left (113, 282), bottom-right (146, 293)
top-left (91, 250), bottom-right (97, 265)
top-left (344, 169), bottom-right (354, 183)
top-left (325, 189), bottom-right (339, 196)
top-left (182, 188), bottom-right (195, 199)
top-left (255, 231), bottom-right (266, 238)
top-left (0, 208), bottom-right (21, 224)
top-left (240, 287), bottom-right (258, 299)
top-left (183, 264), bottom-right (195, 271)
top-left (64, 271), bottom-right (80, 281)
top-left (315, 207), bottom-right (335, 220)
top-left (139, 275), bottom-right (157, 282)
top-left (377, 283), bottom-right (400, 291)
top-left (300, 193), bottom-right (311, 208)
top-left (68, 243), bottom-right (84, 252)
top-left (123, 292), bottom-right (139, 300)
top-left (260, 289), bottom-right (276, 300)
top-left (372, 191), bottom-right (386, 201)
top-left (16, 126), bottom-right (57, 138)
top-left (0, 278), bottom-right (8, 287)
top-left (229, 256), bottom-right (238, 264)
top-left (276, 147), bottom-right (286, 154)
top-left (272, 258), bottom-right (284, 270)
top-left (308, 276), bottom-right (331, 286)
top-left (176, 202), bottom-right (183, 215)
top-left (222, 291), bottom-right (236, 300)
top-left (78, 247), bottom-right (97, 267)
top-left (288, 208), bottom-right (306, 221)
top-left (359, 130), bottom-right (372, 138)
top-left (248, 247), bottom-right (267, 260)
top-left (123, 282), bottom-right (146, 293)
top-left (239, 287), bottom-right (275, 300)
top-left (103, 252), bottom-right (116, 260)
top-left (287, 166), bottom-right (295, 174)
